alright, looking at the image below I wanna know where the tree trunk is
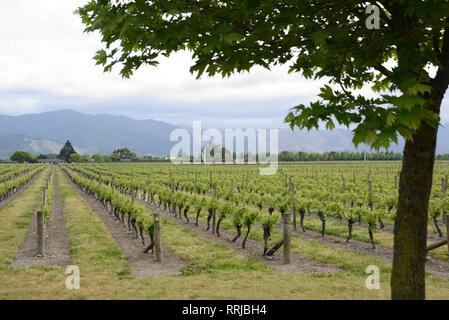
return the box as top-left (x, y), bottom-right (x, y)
top-left (206, 210), bottom-right (213, 231)
top-left (378, 218), bottom-right (385, 229)
top-left (433, 218), bottom-right (443, 238)
top-left (139, 226), bottom-right (145, 246)
top-left (195, 210), bottom-right (201, 226)
top-left (391, 105), bottom-right (440, 300)
top-left (216, 219), bottom-right (222, 236)
top-left (242, 225), bottom-right (251, 249)
top-left (299, 210), bottom-right (306, 232)
top-left (347, 218), bottom-right (355, 242)
top-left (318, 211), bottom-right (326, 237)
top-left (368, 224), bottom-right (376, 249)
top-left (184, 208), bottom-right (190, 224)
top-left (231, 225), bottom-right (242, 242)
top-left (263, 228), bottom-right (270, 256)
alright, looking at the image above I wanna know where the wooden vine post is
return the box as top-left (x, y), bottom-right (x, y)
top-left (368, 180), bottom-right (372, 209)
top-left (283, 212), bottom-right (291, 265)
top-left (210, 171), bottom-right (212, 188)
top-left (290, 182), bottom-right (296, 231)
top-left (171, 178), bottom-right (175, 215)
top-left (36, 210), bottom-right (44, 256)
top-left (446, 215), bottom-right (449, 255)
top-left (44, 187), bottom-right (48, 207)
top-left (442, 177), bottom-right (447, 222)
top-left (110, 177), bottom-right (115, 213)
top-left (153, 213), bottom-right (162, 262)
top-left (212, 184), bottom-right (217, 234)
top-left (37, 182), bottom-right (48, 257)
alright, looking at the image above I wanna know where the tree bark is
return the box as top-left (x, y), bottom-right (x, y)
top-left (242, 226), bottom-right (251, 249)
top-left (263, 228), bottom-right (270, 256)
top-left (299, 210), bottom-right (306, 232)
top-left (391, 101), bottom-right (440, 300)
top-left (231, 225), bottom-right (242, 242)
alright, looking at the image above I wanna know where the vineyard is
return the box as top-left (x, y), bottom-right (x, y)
top-left (62, 162), bottom-right (449, 257)
top-left (1, 162), bottom-right (449, 299)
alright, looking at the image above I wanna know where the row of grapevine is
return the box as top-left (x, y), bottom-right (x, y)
top-left (61, 166), bottom-right (160, 254)
top-left (69, 162), bottom-right (449, 245)
top-left (63, 164), bottom-right (292, 256)
top-left (0, 165), bottom-right (45, 202)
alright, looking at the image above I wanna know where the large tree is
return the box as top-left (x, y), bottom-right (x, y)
top-left (112, 148), bottom-right (137, 160)
top-left (58, 140), bottom-right (77, 161)
top-left (10, 151), bottom-right (37, 163)
top-left (77, 0), bottom-right (449, 299)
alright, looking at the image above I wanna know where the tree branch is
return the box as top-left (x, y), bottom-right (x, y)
top-left (434, 31), bottom-right (441, 56)
top-left (375, 63), bottom-right (393, 78)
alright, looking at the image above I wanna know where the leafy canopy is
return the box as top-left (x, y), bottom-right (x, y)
top-left (58, 140), bottom-right (76, 161)
top-left (112, 148), bottom-right (137, 160)
top-left (10, 151), bottom-right (37, 163)
top-left (77, 0), bottom-right (449, 149)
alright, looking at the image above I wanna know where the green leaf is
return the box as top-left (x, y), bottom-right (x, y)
top-left (311, 30), bottom-right (330, 45)
top-left (386, 111), bottom-right (396, 126)
top-left (223, 33), bottom-right (243, 44)
top-left (243, 0), bottom-right (261, 13)
top-left (406, 83), bottom-right (432, 96)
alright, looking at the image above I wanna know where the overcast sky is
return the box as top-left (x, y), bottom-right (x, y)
top-left (0, 0), bottom-right (448, 130)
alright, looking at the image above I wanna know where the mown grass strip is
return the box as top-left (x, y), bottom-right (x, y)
top-left (0, 167), bottom-right (49, 270)
top-left (161, 218), bottom-right (271, 274)
top-left (57, 168), bottom-right (131, 278)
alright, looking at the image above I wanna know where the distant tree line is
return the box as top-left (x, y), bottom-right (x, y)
top-left (278, 151), bottom-right (403, 162)
top-left (436, 154), bottom-right (449, 160)
top-left (7, 142), bottom-right (449, 164)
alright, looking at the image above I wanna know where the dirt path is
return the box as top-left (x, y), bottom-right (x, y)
top-left (12, 170), bottom-right (72, 268)
top-left (140, 199), bottom-right (344, 275)
top-left (0, 170), bottom-right (42, 211)
top-left (62, 170), bottom-right (188, 277)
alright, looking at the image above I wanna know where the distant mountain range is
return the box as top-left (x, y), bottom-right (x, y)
top-left (0, 110), bottom-right (177, 158)
top-left (0, 110), bottom-right (449, 159)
